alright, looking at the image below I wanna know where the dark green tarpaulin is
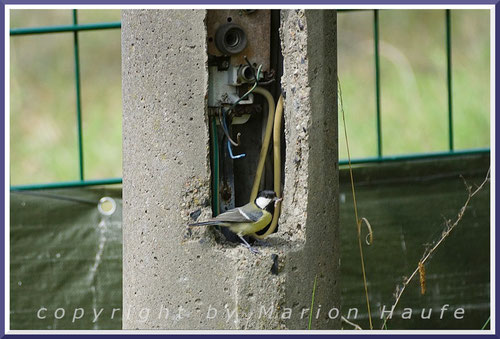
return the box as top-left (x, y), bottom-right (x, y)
top-left (340, 154), bottom-right (490, 330)
top-left (10, 187), bottom-right (122, 330)
top-left (9, 154), bottom-right (490, 330)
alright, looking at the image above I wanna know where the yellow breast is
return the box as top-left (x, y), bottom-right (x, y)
top-left (228, 210), bottom-right (272, 236)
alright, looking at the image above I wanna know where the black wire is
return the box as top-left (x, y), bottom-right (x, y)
top-left (244, 56), bottom-right (258, 83)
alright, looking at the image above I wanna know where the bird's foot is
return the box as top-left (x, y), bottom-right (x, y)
top-left (241, 242), bottom-right (259, 254)
top-left (245, 245), bottom-right (260, 255)
top-left (238, 235), bottom-right (260, 255)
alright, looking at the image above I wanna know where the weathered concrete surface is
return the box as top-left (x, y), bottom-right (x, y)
top-left (122, 10), bottom-right (285, 330)
top-left (122, 9), bottom-right (338, 330)
top-left (279, 9), bottom-right (339, 329)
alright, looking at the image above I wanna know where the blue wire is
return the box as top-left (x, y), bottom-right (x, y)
top-left (227, 140), bottom-right (245, 159)
top-left (222, 108), bottom-right (245, 159)
top-left (220, 63), bottom-right (262, 160)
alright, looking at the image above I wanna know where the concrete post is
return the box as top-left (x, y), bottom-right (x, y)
top-left (122, 9), bottom-right (338, 330)
top-left (279, 9), bottom-right (339, 329)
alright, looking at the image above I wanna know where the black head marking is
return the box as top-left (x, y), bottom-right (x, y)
top-left (257, 190), bottom-right (277, 200)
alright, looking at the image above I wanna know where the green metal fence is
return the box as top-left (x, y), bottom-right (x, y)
top-left (337, 8), bottom-right (489, 165)
top-left (10, 10), bottom-right (122, 191)
top-left (9, 9), bottom-right (490, 190)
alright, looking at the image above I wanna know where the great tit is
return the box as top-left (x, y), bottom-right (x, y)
top-left (189, 190), bottom-right (281, 254)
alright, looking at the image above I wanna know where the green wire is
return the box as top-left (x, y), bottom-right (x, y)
top-left (212, 64), bottom-right (262, 215)
top-left (211, 117), bottom-right (220, 216)
top-left (227, 64), bottom-right (263, 114)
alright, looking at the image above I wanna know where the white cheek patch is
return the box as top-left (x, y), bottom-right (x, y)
top-left (256, 197), bottom-right (272, 209)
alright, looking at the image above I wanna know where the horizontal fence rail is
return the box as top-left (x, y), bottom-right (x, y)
top-left (10, 178), bottom-right (123, 191)
top-left (9, 9), bottom-right (489, 190)
top-left (10, 21), bottom-right (121, 35)
top-left (338, 148), bottom-right (490, 166)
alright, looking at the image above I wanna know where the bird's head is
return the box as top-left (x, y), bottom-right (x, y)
top-left (255, 190), bottom-right (282, 210)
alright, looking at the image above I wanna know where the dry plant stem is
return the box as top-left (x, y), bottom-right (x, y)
top-left (338, 78), bottom-right (374, 330)
top-left (381, 168), bottom-right (490, 329)
top-left (418, 261), bottom-right (426, 295)
top-left (342, 316), bottom-right (363, 330)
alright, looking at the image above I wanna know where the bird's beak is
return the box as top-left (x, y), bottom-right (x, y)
top-left (274, 197), bottom-right (283, 207)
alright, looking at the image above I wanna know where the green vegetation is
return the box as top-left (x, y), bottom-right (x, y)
top-left (9, 9), bottom-right (490, 185)
top-left (338, 9), bottom-right (490, 159)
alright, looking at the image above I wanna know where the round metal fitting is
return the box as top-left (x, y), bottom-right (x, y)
top-left (215, 23), bottom-right (247, 55)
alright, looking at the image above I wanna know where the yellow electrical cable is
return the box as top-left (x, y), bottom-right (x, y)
top-left (252, 95), bottom-right (283, 240)
top-left (249, 87), bottom-right (276, 202)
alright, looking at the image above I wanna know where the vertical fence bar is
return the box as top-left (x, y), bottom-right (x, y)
top-left (373, 9), bottom-right (382, 158)
top-left (446, 9), bottom-right (454, 151)
top-left (72, 9), bottom-right (84, 180)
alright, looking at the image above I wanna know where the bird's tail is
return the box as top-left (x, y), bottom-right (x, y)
top-left (188, 220), bottom-right (220, 227)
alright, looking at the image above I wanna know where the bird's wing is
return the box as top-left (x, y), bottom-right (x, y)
top-left (214, 203), bottom-right (263, 223)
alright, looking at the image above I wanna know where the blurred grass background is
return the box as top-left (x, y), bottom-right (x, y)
top-left (9, 9), bottom-right (490, 185)
top-left (10, 10), bottom-right (122, 185)
top-left (338, 9), bottom-right (490, 159)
